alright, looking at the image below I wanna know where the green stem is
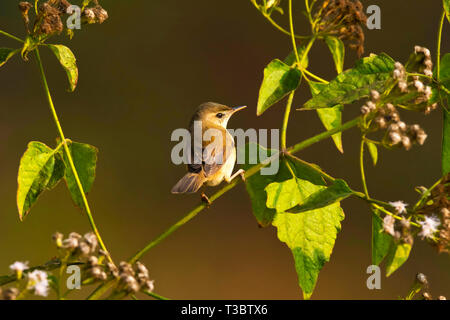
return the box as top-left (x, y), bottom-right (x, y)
top-left (372, 203), bottom-right (420, 228)
top-left (0, 30), bottom-right (24, 43)
top-left (413, 176), bottom-right (443, 211)
top-left (89, 116), bottom-right (364, 298)
top-left (129, 116), bottom-right (362, 264)
top-left (143, 290), bottom-right (170, 300)
top-left (288, 0), bottom-right (300, 64)
top-left (281, 91), bottom-right (295, 150)
top-left (360, 137), bottom-right (369, 198)
top-left (249, 0), bottom-right (309, 39)
top-left (288, 117), bottom-right (361, 154)
top-left (34, 48), bottom-right (113, 264)
top-left (436, 11), bottom-right (445, 83)
top-left (302, 68), bottom-right (328, 84)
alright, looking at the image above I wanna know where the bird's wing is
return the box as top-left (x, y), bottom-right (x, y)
top-left (187, 127), bottom-right (234, 177)
top-left (203, 129), bottom-right (235, 177)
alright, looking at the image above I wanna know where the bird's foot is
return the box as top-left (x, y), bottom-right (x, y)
top-left (201, 193), bottom-right (212, 205)
top-left (239, 170), bottom-right (246, 182)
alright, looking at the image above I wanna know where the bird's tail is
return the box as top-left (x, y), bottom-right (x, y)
top-left (171, 172), bottom-right (206, 194)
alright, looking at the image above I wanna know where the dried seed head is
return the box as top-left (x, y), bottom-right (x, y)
top-left (424, 69), bottom-right (433, 77)
top-left (62, 237), bottom-right (79, 250)
top-left (78, 241), bottom-right (91, 256)
top-left (142, 280), bottom-right (155, 292)
top-left (414, 80), bottom-right (424, 92)
top-left (107, 262), bottom-right (119, 277)
top-left (135, 262), bottom-right (149, 278)
top-left (385, 103), bottom-right (396, 113)
top-left (88, 256), bottom-right (99, 266)
top-left (2, 288), bottom-right (19, 300)
top-left (389, 123), bottom-right (399, 132)
top-left (416, 273), bottom-right (428, 285)
top-left (92, 6), bottom-right (108, 24)
top-left (383, 215), bottom-right (396, 236)
top-left (360, 105), bottom-right (370, 115)
top-left (393, 69), bottom-right (402, 79)
top-left (366, 101), bottom-right (376, 111)
top-left (69, 232), bottom-right (81, 239)
top-left (398, 81), bottom-right (408, 92)
top-left (401, 136), bottom-right (411, 150)
top-left (397, 121), bottom-right (406, 131)
top-left (423, 292), bottom-right (432, 300)
top-left (370, 90), bottom-right (380, 101)
top-left (374, 116), bottom-right (386, 129)
top-left (389, 131), bottom-right (402, 145)
top-left (83, 232), bottom-right (98, 252)
top-left (416, 130), bottom-right (428, 145)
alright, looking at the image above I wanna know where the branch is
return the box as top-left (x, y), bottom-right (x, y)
top-left (34, 48), bottom-right (114, 264)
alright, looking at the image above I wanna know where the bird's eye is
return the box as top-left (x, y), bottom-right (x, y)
top-left (216, 113), bottom-right (224, 119)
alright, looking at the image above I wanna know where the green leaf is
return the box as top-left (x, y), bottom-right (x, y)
top-left (286, 179), bottom-right (353, 214)
top-left (303, 53), bottom-right (395, 109)
top-left (242, 145), bottom-right (343, 298)
top-left (284, 46), bottom-right (309, 69)
top-left (17, 142), bottom-right (59, 220)
top-left (444, 111), bottom-right (450, 175)
top-left (273, 202), bottom-right (345, 299)
top-left (241, 143), bottom-right (324, 226)
top-left (241, 143), bottom-right (280, 227)
top-left (325, 36), bottom-right (345, 74)
top-left (385, 242), bottom-right (412, 277)
top-left (62, 141), bottom-right (98, 210)
top-left (47, 154), bottom-right (65, 189)
top-left (0, 48), bottom-right (19, 67)
top-left (257, 59), bottom-right (302, 115)
top-left (439, 54), bottom-right (450, 174)
top-left (371, 211), bottom-right (393, 265)
top-left (308, 81), bottom-right (343, 152)
top-left (266, 177), bottom-right (324, 212)
top-left (366, 141), bottom-right (378, 166)
top-left (444, 0), bottom-right (450, 23)
top-left (46, 44), bottom-right (78, 92)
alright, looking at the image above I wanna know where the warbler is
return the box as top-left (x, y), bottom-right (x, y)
top-left (171, 102), bottom-right (246, 199)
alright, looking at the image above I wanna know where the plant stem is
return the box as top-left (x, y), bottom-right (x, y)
top-left (413, 176), bottom-right (443, 211)
top-left (281, 91), bottom-right (295, 150)
top-left (129, 116), bottom-right (362, 264)
top-left (359, 137), bottom-right (369, 198)
top-left (302, 67), bottom-right (328, 84)
top-left (143, 290), bottom-right (170, 300)
top-left (0, 30), bottom-right (24, 42)
top-left (288, 116), bottom-right (361, 154)
top-left (288, 0), bottom-right (300, 64)
top-left (249, 0), bottom-right (309, 39)
top-left (89, 116), bottom-right (364, 298)
top-left (34, 48), bottom-right (113, 264)
top-left (436, 11), bottom-right (445, 83)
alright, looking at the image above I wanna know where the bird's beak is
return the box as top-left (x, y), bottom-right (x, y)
top-left (232, 105), bottom-right (247, 113)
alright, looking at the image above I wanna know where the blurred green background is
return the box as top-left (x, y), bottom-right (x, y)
top-left (0, 0), bottom-right (449, 299)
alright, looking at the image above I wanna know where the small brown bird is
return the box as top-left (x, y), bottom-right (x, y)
top-left (171, 102), bottom-right (246, 199)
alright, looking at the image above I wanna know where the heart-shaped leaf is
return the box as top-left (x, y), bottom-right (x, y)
top-left (17, 141), bottom-right (62, 220)
top-left (308, 81), bottom-right (343, 153)
top-left (61, 141), bottom-right (98, 210)
top-left (47, 44), bottom-right (79, 92)
top-left (303, 53), bottom-right (395, 109)
top-left (257, 59), bottom-right (302, 115)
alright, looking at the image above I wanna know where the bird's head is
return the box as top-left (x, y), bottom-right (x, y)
top-left (191, 102), bottom-right (247, 128)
